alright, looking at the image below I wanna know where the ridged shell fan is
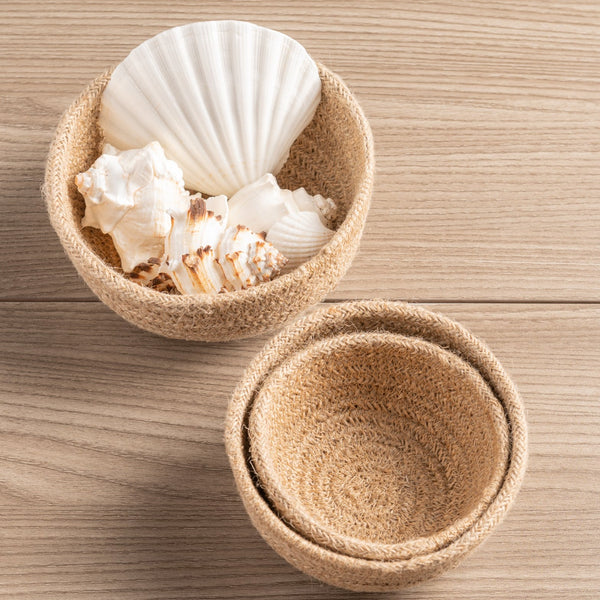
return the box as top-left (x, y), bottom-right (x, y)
top-left (99, 20), bottom-right (322, 197)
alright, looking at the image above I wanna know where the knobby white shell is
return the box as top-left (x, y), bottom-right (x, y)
top-left (267, 211), bottom-right (335, 270)
top-left (99, 20), bottom-right (322, 197)
top-left (75, 142), bottom-right (188, 272)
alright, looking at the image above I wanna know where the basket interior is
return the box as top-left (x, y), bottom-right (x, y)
top-left (249, 332), bottom-right (510, 549)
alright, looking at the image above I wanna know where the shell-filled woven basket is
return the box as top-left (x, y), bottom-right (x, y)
top-left (225, 300), bottom-right (528, 591)
top-left (43, 63), bottom-right (373, 341)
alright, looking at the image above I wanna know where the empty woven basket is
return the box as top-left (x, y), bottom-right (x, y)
top-left (43, 63), bottom-right (373, 341)
top-left (225, 300), bottom-right (528, 591)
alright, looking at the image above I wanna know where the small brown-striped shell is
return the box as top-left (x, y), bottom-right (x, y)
top-left (180, 246), bottom-right (226, 295)
top-left (165, 199), bottom-right (286, 295)
top-left (217, 225), bottom-right (287, 292)
top-left (148, 272), bottom-right (178, 294)
top-left (126, 259), bottom-right (178, 293)
top-left (166, 197), bottom-right (227, 295)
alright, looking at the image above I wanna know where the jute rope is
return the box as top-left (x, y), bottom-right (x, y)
top-left (249, 331), bottom-right (510, 561)
top-left (225, 300), bottom-right (528, 591)
top-left (43, 64), bottom-right (374, 341)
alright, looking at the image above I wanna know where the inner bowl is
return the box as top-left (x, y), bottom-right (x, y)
top-left (44, 63), bottom-right (373, 341)
top-left (249, 331), bottom-right (509, 560)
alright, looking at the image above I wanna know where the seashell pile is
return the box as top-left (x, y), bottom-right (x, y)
top-left (75, 21), bottom-right (338, 295)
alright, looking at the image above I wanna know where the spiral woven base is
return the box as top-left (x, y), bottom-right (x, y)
top-left (225, 301), bottom-right (528, 591)
top-left (43, 64), bottom-right (373, 341)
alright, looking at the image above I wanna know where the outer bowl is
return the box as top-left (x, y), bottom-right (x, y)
top-left (225, 300), bottom-right (528, 591)
top-left (43, 63), bottom-right (373, 341)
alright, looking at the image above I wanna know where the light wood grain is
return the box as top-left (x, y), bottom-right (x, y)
top-left (1, 302), bottom-right (599, 598)
top-left (2, 1), bottom-right (600, 598)
top-left (1, 0), bottom-right (599, 301)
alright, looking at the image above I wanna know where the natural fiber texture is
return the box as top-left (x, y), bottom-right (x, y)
top-left (249, 331), bottom-right (509, 561)
top-left (43, 64), bottom-right (374, 341)
top-left (225, 300), bottom-right (528, 591)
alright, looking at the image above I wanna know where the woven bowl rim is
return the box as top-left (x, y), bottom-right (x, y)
top-left (225, 300), bottom-right (528, 590)
top-left (43, 62), bottom-right (374, 340)
top-left (248, 330), bottom-right (511, 561)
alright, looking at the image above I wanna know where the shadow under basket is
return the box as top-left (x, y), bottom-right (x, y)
top-left (43, 63), bottom-right (374, 341)
top-left (225, 300), bottom-right (528, 592)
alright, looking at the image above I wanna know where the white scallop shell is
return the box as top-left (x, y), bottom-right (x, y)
top-left (266, 211), bottom-right (335, 270)
top-left (75, 142), bottom-right (188, 272)
top-left (99, 20), bottom-right (322, 197)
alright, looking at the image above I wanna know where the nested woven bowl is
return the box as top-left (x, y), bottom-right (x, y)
top-left (249, 331), bottom-right (510, 561)
top-left (43, 63), bottom-right (373, 341)
top-left (225, 300), bottom-right (528, 591)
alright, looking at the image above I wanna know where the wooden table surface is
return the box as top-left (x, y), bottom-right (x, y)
top-left (1, 1), bottom-right (599, 598)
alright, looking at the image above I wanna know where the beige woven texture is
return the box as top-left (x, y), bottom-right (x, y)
top-left (225, 300), bottom-right (528, 591)
top-left (249, 331), bottom-right (510, 561)
top-left (43, 64), bottom-right (374, 341)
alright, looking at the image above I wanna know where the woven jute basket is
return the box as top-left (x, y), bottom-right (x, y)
top-left (225, 300), bottom-right (528, 591)
top-left (43, 64), bottom-right (374, 341)
top-left (248, 331), bottom-right (511, 562)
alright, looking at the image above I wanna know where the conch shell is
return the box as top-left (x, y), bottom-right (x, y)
top-left (290, 187), bottom-right (338, 225)
top-left (228, 173), bottom-right (337, 233)
top-left (168, 199), bottom-right (287, 294)
top-left (228, 174), bottom-right (336, 269)
top-left (75, 142), bottom-right (188, 272)
top-left (217, 225), bottom-right (287, 291)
